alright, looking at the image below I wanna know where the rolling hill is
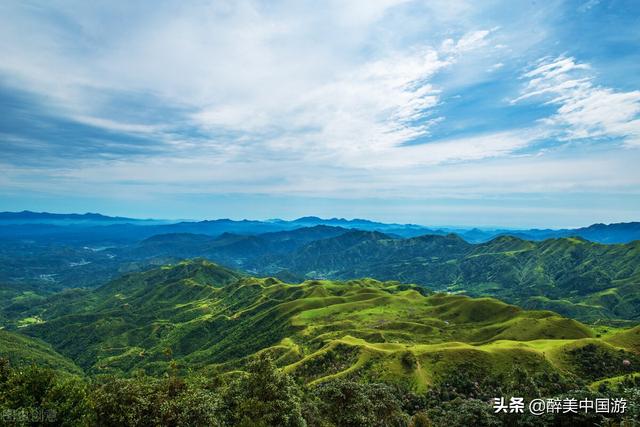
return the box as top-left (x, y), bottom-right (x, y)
top-left (253, 232), bottom-right (640, 323)
top-left (6, 260), bottom-right (639, 392)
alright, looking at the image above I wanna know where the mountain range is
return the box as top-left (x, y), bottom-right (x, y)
top-left (2, 211), bottom-right (640, 323)
top-left (2, 210), bottom-right (640, 243)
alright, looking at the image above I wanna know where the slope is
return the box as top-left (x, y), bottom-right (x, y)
top-left (9, 261), bottom-right (640, 392)
top-left (0, 329), bottom-right (83, 375)
top-left (254, 232), bottom-right (640, 322)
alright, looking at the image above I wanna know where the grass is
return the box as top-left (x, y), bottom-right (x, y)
top-left (16, 315), bottom-right (45, 328)
top-left (589, 373), bottom-right (640, 391)
top-left (9, 260), bottom-right (640, 389)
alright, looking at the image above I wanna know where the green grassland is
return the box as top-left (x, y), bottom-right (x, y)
top-left (255, 233), bottom-right (640, 323)
top-left (3, 260), bottom-right (638, 392)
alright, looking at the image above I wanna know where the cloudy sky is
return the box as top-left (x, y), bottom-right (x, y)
top-left (1, 0), bottom-right (639, 227)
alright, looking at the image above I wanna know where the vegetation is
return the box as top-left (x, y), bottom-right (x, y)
top-left (0, 330), bottom-right (82, 375)
top-left (3, 220), bottom-right (640, 327)
top-left (1, 260), bottom-right (627, 384)
top-left (2, 354), bottom-right (640, 426)
top-left (254, 231), bottom-right (640, 323)
top-left (2, 258), bottom-right (640, 425)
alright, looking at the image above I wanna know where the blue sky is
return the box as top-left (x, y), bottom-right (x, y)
top-left (1, 0), bottom-right (639, 227)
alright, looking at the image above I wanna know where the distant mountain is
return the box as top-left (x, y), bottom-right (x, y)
top-left (0, 225), bottom-right (350, 290)
top-left (0, 214), bottom-right (434, 245)
top-left (131, 225), bottom-right (349, 266)
top-left (567, 222), bottom-right (640, 244)
top-left (2, 213), bottom-right (640, 311)
top-left (458, 222), bottom-right (640, 244)
top-left (0, 210), bottom-right (638, 244)
top-left (0, 210), bottom-right (155, 224)
top-left (254, 231), bottom-right (466, 279)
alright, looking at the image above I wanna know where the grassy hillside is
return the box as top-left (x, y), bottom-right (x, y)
top-left (253, 232), bottom-right (640, 322)
top-left (5, 260), bottom-right (637, 392)
top-left (0, 329), bottom-right (82, 375)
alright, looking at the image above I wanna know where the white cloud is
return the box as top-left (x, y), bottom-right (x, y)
top-left (441, 28), bottom-right (495, 53)
top-left (1, 1), bottom-right (639, 227)
top-left (0, 1), bottom-right (502, 168)
top-left (514, 56), bottom-right (640, 147)
top-left (187, 29), bottom-right (504, 169)
top-left (71, 116), bottom-right (164, 135)
top-left (4, 0), bottom-right (638, 219)
top-left (350, 130), bottom-right (539, 169)
top-left (4, 140), bottom-right (640, 203)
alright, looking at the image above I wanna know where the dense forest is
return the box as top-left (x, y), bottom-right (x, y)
top-left (3, 352), bottom-right (640, 426)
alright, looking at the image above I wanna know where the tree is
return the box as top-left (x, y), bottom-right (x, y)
top-left (219, 353), bottom-right (305, 427)
top-left (91, 374), bottom-right (219, 426)
top-left (312, 379), bottom-right (408, 427)
top-left (0, 363), bottom-right (92, 426)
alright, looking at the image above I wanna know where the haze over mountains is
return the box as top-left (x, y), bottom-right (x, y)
top-left (2, 210), bottom-right (640, 243)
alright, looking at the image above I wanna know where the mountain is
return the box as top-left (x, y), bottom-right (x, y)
top-left (254, 231), bottom-right (465, 279)
top-left (568, 222), bottom-right (640, 244)
top-left (284, 216), bottom-right (441, 237)
top-left (0, 329), bottom-right (82, 375)
top-left (6, 260), bottom-right (638, 393)
top-left (131, 225), bottom-right (349, 266)
top-left (0, 212), bottom-right (436, 243)
top-left (253, 233), bottom-right (640, 322)
top-left (4, 260), bottom-right (640, 426)
top-left (0, 225), bottom-right (349, 292)
top-left (0, 210), bottom-right (159, 225)
top-left (458, 222), bottom-right (640, 244)
top-left (3, 219), bottom-right (640, 324)
top-left (1, 210), bottom-right (639, 244)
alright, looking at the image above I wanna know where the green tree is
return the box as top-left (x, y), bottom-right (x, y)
top-left (91, 374), bottom-right (219, 427)
top-left (219, 353), bottom-right (305, 427)
top-left (505, 367), bottom-right (540, 399)
top-left (312, 379), bottom-right (408, 427)
top-left (0, 362), bottom-right (92, 426)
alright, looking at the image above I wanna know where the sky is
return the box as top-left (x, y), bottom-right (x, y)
top-left (0, 0), bottom-right (639, 228)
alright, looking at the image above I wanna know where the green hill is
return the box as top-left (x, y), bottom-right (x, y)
top-left (253, 232), bottom-right (640, 322)
top-left (8, 260), bottom-right (639, 391)
top-left (0, 329), bottom-right (82, 375)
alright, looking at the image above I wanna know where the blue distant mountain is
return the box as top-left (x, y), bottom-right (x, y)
top-left (0, 210), bottom-right (150, 224)
top-left (0, 210), bottom-right (638, 244)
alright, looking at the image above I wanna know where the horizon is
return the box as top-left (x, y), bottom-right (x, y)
top-left (1, 208), bottom-right (636, 231)
top-left (1, 1), bottom-right (640, 227)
